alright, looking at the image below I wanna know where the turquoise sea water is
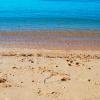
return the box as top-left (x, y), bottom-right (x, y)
top-left (0, 0), bottom-right (100, 31)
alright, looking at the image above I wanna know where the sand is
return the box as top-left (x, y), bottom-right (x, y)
top-left (0, 31), bottom-right (100, 50)
top-left (0, 31), bottom-right (100, 100)
top-left (0, 48), bottom-right (100, 100)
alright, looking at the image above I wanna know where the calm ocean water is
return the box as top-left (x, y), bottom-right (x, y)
top-left (0, 0), bottom-right (100, 31)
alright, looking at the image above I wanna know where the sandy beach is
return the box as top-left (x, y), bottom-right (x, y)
top-left (0, 0), bottom-right (100, 99)
top-left (0, 31), bottom-right (100, 100)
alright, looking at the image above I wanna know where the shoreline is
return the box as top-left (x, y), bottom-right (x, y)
top-left (0, 30), bottom-right (100, 36)
top-left (0, 30), bottom-right (100, 50)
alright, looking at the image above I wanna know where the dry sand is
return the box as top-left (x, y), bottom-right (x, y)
top-left (0, 48), bottom-right (100, 100)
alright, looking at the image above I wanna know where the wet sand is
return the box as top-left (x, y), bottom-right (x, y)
top-left (0, 31), bottom-right (100, 50)
top-left (0, 31), bottom-right (100, 100)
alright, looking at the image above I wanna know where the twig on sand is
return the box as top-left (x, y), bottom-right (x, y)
top-left (44, 75), bottom-right (52, 84)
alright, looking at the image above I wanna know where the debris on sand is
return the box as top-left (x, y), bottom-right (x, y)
top-left (61, 77), bottom-right (70, 81)
top-left (88, 79), bottom-right (91, 82)
top-left (29, 59), bottom-right (34, 63)
top-left (76, 62), bottom-right (79, 66)
top-left (37, 53), bottom-right (42, 57)
top-left (12, 66), bottom-right (18, 69)
top-left (68, 63), bottom-right (72, 66)
top-left (0, 78), bottom-right (7, 83)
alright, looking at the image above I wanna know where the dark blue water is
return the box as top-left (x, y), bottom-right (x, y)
top-left (0, 0), bottom-right (100, 31)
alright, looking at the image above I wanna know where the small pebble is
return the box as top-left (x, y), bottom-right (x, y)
top-left (88, 79), bottom-right (91, 82)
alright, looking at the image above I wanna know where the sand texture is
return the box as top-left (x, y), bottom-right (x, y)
top-left (0, 48), bottom-right (100, 100)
